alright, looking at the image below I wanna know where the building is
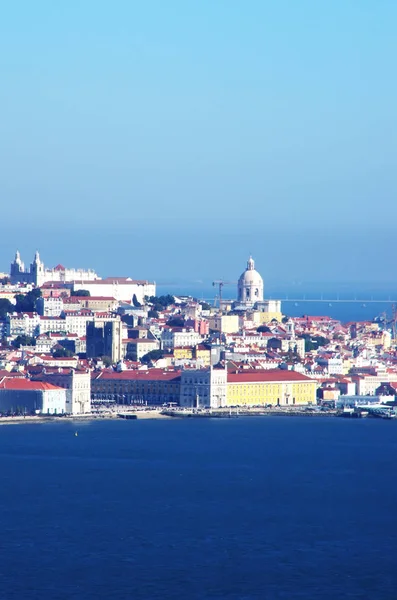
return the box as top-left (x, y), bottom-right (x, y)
top-left (6, 312), bottom-right (41, 337)
top-left (10, 251), bottom-right (99, 286)
top-left (34, 368), bottom-right (91, 414)
top-left (209, 315), bottom-right (240, 334)
top-left (0, 378), bottom-right (66, 414)
top-left (91, 369), bottom-right (181, 405)
top-left (226, 369), bottom-right (317, 406)
top-left (161, 327), bottom-right (203, 350)
top-left (36, 296), bottom-right (64, 317)
top-left (251, 300), bottom-right (283, 324)
top-left (237, 256), bottom-right (264, 307)
top-left (86, 318), bottom-right (123, 363)
top-left (72, 277), bottom-right (156, 304)
top-left (71, 296), bottom-right (118, 312)
top-left (180, 367), bottom-right (227, 408)
top-left (125, 338), bottom-right (160, 361)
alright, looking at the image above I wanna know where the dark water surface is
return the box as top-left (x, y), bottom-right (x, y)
top-left (1, 418), bottom-right (396, 599)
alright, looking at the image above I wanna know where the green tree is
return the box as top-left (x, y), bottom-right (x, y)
top-left (166, 317), bottom-right (184, 327)
top-left (300, 334), bottom-right (330, 352)
top-left (73, 289), bottom-right (90, 297)
top-left (101, 355), bottom-right (112, 367)
top-left (53, 347), bottom-right (74, 358)
top-left (0, 299), bottom-right (13, 319)
top-left (132, 294), bottom-right (141, 307)
top-left (14, 288), bottom-right (42, 313)
top-left (141, 349), bottom-right (163, 364)
top-left (148, 295), bottom-right (174, 308)
top-left (257, 325), bottom-right (271, 333)
top-left (148, 309), bottom-right (159, 318)
top-left (12, 335), bottom-right (36, 348)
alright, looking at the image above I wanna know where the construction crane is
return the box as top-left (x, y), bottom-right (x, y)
top-left (212, 280), bottom-right (236, 307)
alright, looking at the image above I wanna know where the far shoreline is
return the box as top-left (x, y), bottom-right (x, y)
top-left (0, 406), bottom-right (363, 426)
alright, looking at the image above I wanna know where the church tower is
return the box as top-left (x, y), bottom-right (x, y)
top-left (30, 251), bottom-right (45, 286)
top-left (10, 250), bottom-right (26, 283)
top-left (237, 256), bottom-right (264, 307)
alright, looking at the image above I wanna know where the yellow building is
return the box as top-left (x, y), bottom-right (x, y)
top-left (194, 345), bottom-right (211, 366)
top-left (209, 315), bottom-right (240, 334)
top-left (173, 346), bottom-right (211, 366)
top-left (251, 310), bottom-right (283, 325)
top-left (174, 347), bottom-right (193, 360)
top-left (226, 370), bottom-right (317, 406)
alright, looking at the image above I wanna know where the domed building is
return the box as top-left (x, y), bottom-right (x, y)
top-left (237, 256), bottom-right (264, 307)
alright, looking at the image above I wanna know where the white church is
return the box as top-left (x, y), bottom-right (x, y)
top-left (10, 251), bottom-right (99, 286)
top-left (235, 256), bottom-right (282, 317)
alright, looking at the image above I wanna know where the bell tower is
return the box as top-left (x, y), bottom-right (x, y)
top-left (30, 251), bottom-right (45, 286)
top-left (10, 250), bottom-right (26, 283)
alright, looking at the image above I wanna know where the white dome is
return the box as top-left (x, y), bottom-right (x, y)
top-left (237, 256), bottom-right (264, 305)
top-left (239, 269), bottom-right (263, 286)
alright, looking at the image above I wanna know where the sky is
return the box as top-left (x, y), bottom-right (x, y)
top-left (1, 1), bottom-right (396, 288)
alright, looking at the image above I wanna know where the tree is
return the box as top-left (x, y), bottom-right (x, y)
top-left (74, 289), bottom-right (90, 297)
top-left (300, 334), bottom-right (330, 352)
top-left (0, 299), bottom-right (13, 319)
top-left (141, 349), bottom-right (163, 364)
top-left (53, 347), bottom-right (74, 358)
top-left (148, 295), bottom-right (174, 308)
top-left (12, 335), bottom-right (36, 348)
top-left (257, 325), bottom-right (271, 333)
top-left (148, 309), bottom-right (159, 319)
top-left (282, 316), bottom-right (289, 324)
top-left (132, 294), bottom-right (141, 307)
top-left (100, 356), bottom-right (112, 367)
top-left (14, 288), bottom-right (42, 313)
top-left (166, 317), bottom-right (184, 327)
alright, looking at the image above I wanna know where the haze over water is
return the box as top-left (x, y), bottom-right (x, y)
top-left (1, 418), bottom-right (396, 600)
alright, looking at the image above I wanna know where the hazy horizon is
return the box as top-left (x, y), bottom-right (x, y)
top-left (1, 1), bottom-right (396, 285)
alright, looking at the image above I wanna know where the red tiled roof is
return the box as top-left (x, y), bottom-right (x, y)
top-left (0, 379), bottom-right (63, 391)
top-left (54, 264), bottom-right (66, 271)
top-left (227, 369), bottom-right (316, 383)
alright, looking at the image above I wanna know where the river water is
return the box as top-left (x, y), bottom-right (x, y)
top-left (0, 417), bottom-right (396, 599)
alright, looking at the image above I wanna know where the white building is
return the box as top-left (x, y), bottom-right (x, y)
top-left (10, 251), bottom-right (99, 286)
top-left (38, 368), bottom-right (91, 414)
top-left (161, 327), bottom-right (203, 350)
top-left (38, 316), bottom-right (67, 335)
top-left (72, 277), bottom-right (156, 304)
top-left (63, 309), bottom-right (95, 336)
top-left (7, 312), bottom-right (41, 337)
top-left (237, 256), bottom-right (264, 307)
top-left (0, 379), bottom-right (67, 415)
top-left (36, 296), bottom-right (64, 317)
top-left (180, 366), bottom-right (227, 408)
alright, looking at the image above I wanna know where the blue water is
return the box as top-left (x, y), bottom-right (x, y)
top-left (156, 284), bottom-right (397, 322)
top-left (1, 418), bottom-right (397, 600)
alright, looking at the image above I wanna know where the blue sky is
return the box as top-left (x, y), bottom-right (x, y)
top-left (1, 1), bottom-right (396, 287)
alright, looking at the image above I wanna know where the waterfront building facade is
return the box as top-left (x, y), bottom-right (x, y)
top-left (226, 370), bottom-right (317, 406)
top-left (35, 368), bottom-right (91, 414)
top-left (180, 367), bottom-right (227, 409)
top-left (91, 369), bottom-right (181, 405)
top-left (0, 379), bottom-right (67, 414)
